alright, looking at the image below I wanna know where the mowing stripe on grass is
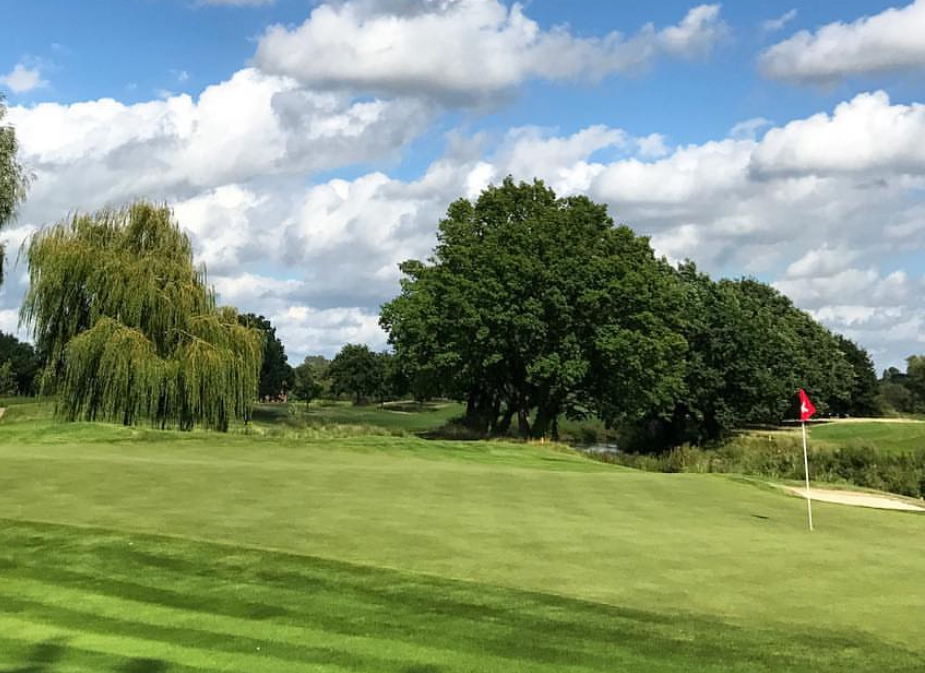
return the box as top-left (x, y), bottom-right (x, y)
top-left (1, 519), bottom-right (922, 673)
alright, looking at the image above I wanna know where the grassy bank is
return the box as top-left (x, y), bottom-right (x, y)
top-left (600, 421), bottom-right (925, 499)
top-left (810, 420), bottom-right (925, 453)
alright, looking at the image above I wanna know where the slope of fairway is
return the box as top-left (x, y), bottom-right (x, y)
top-left (1, 403), bottom-right (924, 671)
top-left (810, 419), bottom-right (925, 453)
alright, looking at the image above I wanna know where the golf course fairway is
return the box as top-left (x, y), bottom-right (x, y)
top-left (0, 404), bottom-right (923, 671)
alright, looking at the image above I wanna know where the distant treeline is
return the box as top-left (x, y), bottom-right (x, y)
top-left (380, 178), bottom-right (881, 450)
top-left (879, 358), bottom-right (925, 415)
top-left (0, 331), bottom-right (41, 397)
top-left (289, 346), bottom-right (407, 405)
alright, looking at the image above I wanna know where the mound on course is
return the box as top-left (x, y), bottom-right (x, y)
top-left (0, 401), bottom-right (924, 672)
top-left (810, 419), bottom-right (925, 453)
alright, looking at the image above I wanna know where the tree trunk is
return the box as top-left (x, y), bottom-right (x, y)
top-left (496, 405), bottom-right (515, 435)
top-left (517, 408), bottom-right (531, 438)
top-left (532, 400), bottom-right (562, 440)
top-left (464, 388), bottom-right (492, 434)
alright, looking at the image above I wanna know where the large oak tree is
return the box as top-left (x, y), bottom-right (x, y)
top-left (382, 178), bottom-right (874, 445)
top-left (381, 178), bottom-right (688, 439)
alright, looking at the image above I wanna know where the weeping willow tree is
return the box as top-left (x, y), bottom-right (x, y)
top-left (20, 202), bottom-right (264, 431)
top-left (1, 95), bottom-right (32, 283)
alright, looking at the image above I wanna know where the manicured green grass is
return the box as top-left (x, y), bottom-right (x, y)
top-left (2, 519), bottom-right (922, 673)
top-left (1, 402), bottom-right (924, 671)
top-left (810, 420), bottom-right (925, 454)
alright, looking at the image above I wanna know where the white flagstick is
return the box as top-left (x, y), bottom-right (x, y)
top-left (801, 421), bottom-right (814, 532)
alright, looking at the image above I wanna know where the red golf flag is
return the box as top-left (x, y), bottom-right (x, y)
top-left (799, 389), bottom-right (816, 422)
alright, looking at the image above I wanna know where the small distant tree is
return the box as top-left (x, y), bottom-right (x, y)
top-left (238, 313), bottom-right (294, 399)
top-left (291, 358), bottom-right (323, 403)
top-left (0, 360), bottom-right (17, 396)
top-left (882, 367), bottom-right (908, 385)
top-left (329, 344), bottom-right (384, 404)
top-left (293, 355), bottom-right (332, 400)
top-left (877, 361), bottom-right (924, 415)
top-left (880, 380), bottom-right (913, 414)
top-left (906, 355), bottom-right (925, 413)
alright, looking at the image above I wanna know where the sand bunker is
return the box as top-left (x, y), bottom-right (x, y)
top-left (785, 486), bottom-right (925, 512)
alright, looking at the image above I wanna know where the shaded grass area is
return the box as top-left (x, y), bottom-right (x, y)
top-left (0, 401), bottom-right (596, 471)
top-left (0, 399), bottom-right (467, 441)
top-left (0, 396), bottom-right (614, 445)
top-left (0, 519), bottom-right (922, 673)
top-left (250, 400), bottom-right (466, 437)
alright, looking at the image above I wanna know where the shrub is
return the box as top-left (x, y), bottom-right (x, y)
top-left (599, 435), bottom-right (925, 498)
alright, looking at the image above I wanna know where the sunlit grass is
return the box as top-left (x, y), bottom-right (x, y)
top-left (1, 399), bottom-right (924, 670)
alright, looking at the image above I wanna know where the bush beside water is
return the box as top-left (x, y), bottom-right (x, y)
top-left (598, 435), bottom-right (925, 499)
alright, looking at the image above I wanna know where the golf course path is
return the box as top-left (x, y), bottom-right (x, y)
top-left (786, 486), bottom-right (925, 512)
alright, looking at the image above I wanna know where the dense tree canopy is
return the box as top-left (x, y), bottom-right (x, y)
top-left (382, 178), bottom-right (878, 445)
top-left (832, 334), bottom-right (880, 417)
top-left (21, 202), bottom-right (264, 430)
top-left (291, 355), bottom-right (330, 403)
top-left (901, 356), bottom-right (925, 413)
top-left (381, 178), bottom-right (688, 439)
top-left (878, 358), bottom-right (925, 415)
top-left (0, 360), bottom-right (16, 396)
top-left (638, 265), bottom-right (864, 448)
top-left (0, 95), bottom-right (31, 283)
top-left (0, 331), bottom-right (42, 396)
top-left (328, 344), bottom-right (387, 404)
top-left (238, 313), bottom-right (294, 399)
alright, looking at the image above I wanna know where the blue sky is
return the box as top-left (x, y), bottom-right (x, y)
top-left (2, 0), bottom-right (925, 368)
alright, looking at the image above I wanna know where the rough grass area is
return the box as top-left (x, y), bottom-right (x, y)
top-left (1, 401), bottom-right (924, 670)
top-left (599, 420), bottom-right (925, 499)
top-left (250, 400), bottom-right (466, 437)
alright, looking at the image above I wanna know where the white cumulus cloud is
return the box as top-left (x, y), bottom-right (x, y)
top-left (254, 1), bottom-right (727, 104)
top-left (0, 63), bottom-right (48, 94)
top-left (760, 0), bottom-right (925, 83)
top-left (761, 9), bottom-right (797, 32)
top-left (750, 92), bottom-right (925, 178)
top-left (6, 68), bottom-right (432, 230)
top-left (6, 60), bottom-right (925, 368)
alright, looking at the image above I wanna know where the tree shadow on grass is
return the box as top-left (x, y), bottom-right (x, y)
top-left (1, 641), bottom-right (169, 673)
top-left (118, 659), bottom-right (169, 673)
top-left (3, 640), bottom-right (66, 673)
